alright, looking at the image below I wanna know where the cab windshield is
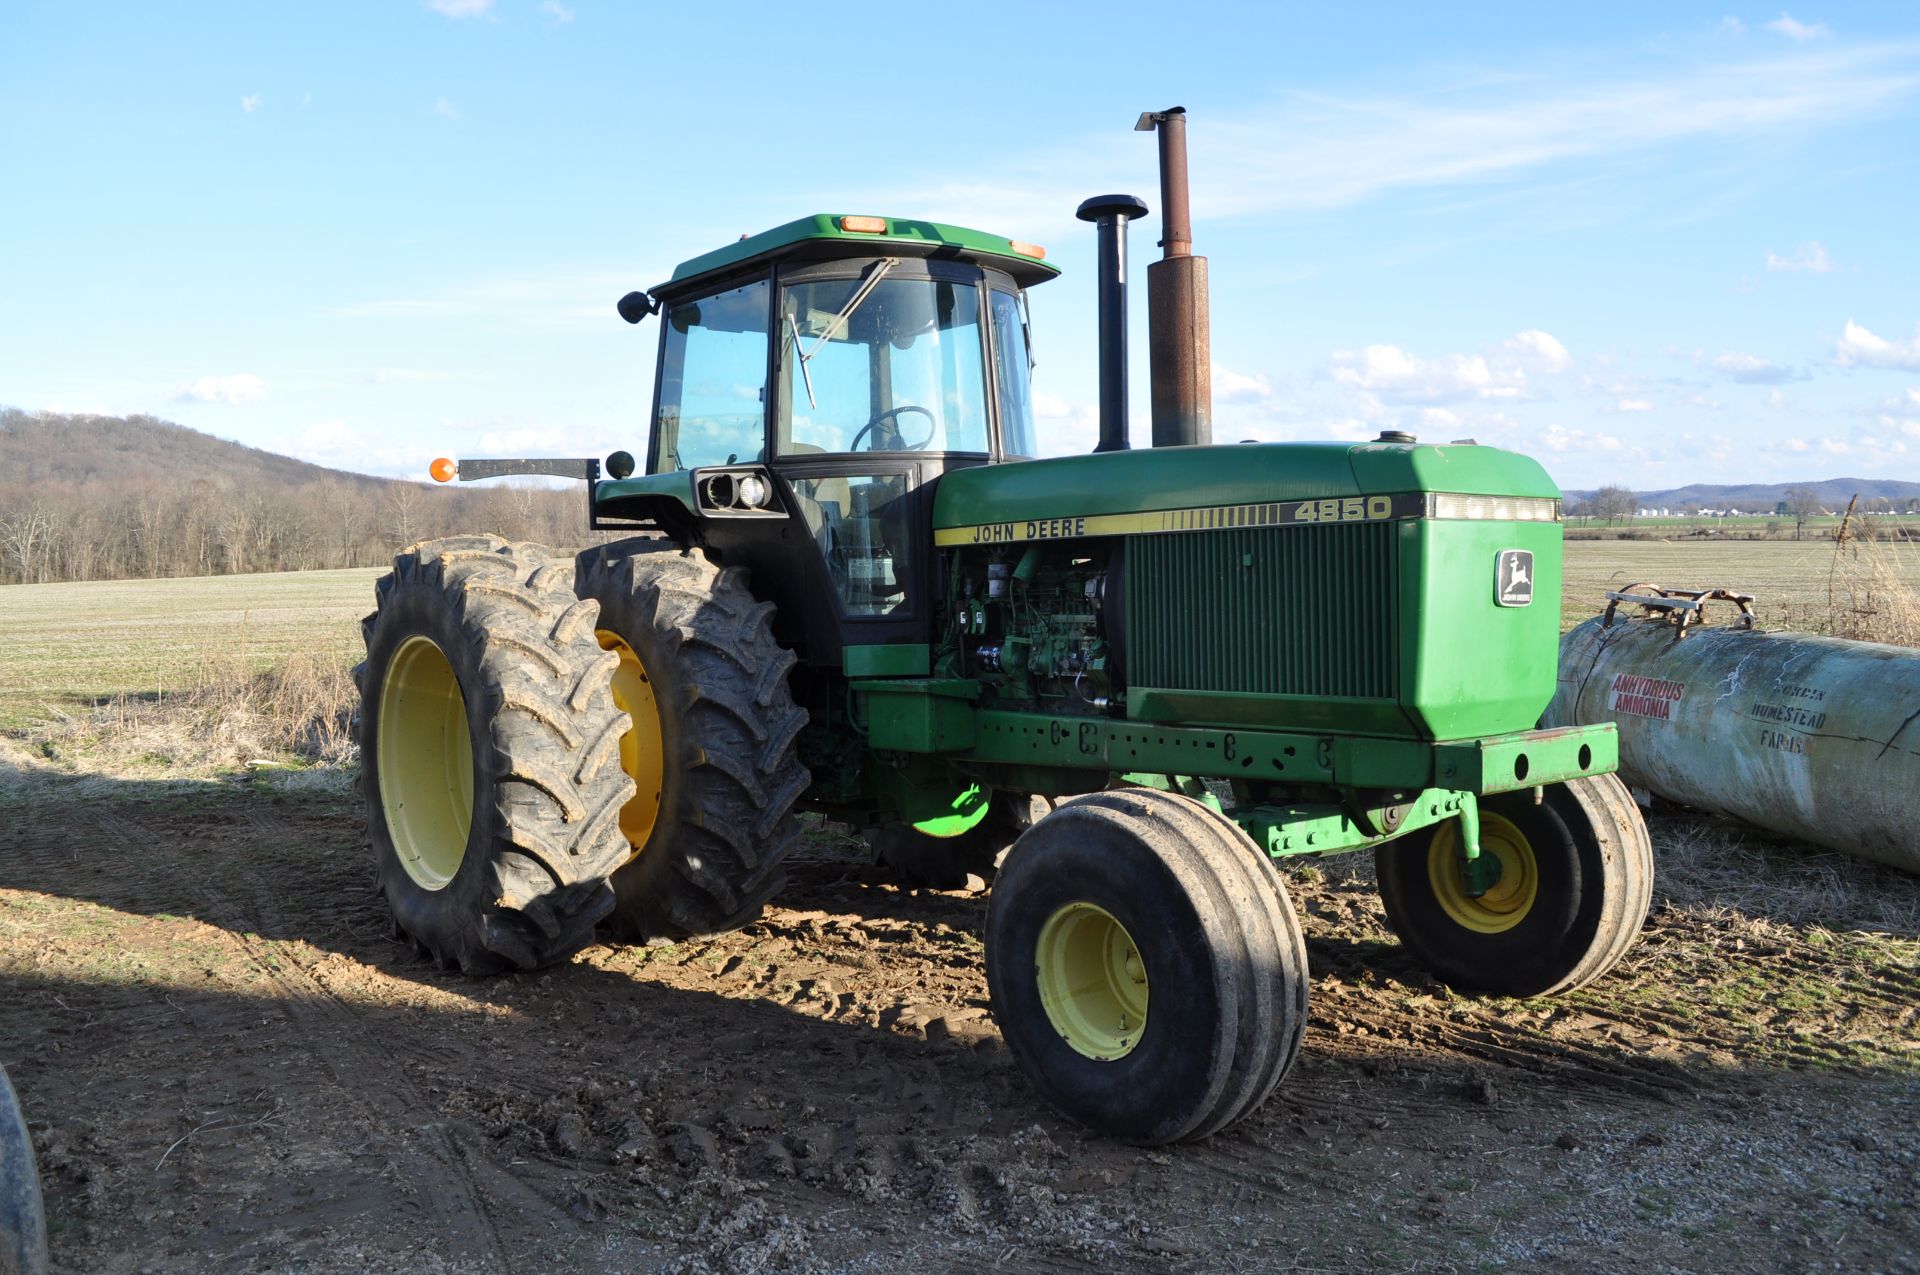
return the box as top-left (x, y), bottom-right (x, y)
top-left (778, 274), bottom-right (990, 455)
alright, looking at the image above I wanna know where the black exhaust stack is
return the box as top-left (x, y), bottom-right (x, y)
top-left (1135, 107), bottom-right (1211, 447)
top-left (1076, 193), bottom-right (1149, 453)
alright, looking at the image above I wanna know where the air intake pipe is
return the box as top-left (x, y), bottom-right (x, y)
top-left (1076, 193), bottom-right (1149, 453)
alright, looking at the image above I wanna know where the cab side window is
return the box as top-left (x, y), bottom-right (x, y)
top-left (654, 279), bottom-right (769, 472)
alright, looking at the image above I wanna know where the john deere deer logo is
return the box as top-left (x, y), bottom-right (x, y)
top-left (1496, 550), bottom-right (1534, 607)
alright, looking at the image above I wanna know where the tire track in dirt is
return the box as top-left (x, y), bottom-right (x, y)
top-left (6, 798), bottom-right (533, 1272)
top-left (199, 811), bottom-right (533, 1273)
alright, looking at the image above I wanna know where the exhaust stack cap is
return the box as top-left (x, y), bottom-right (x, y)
top-left (1377, 430), bottom-right (1417, 444)
top-left (1076, 194), bottom-right (1150, 224)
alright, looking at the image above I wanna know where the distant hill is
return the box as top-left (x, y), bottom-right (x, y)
top-left (1, 410), bottom-right (580, 584)
top-left (1563, 478), bottom-right (1920, 512)
top-left (0, 409), bottom-right (399, 493)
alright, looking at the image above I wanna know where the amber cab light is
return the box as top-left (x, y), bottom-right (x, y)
top-left (1009, 240), bottom-right (1046, 259)
top-left (429, 457), bottom-right (457, 483)
top-left (838, 215), bottom-right (888, 234)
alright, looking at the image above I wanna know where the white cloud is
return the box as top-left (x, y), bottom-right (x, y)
top-left (1835, 320), bottom-right (1920, 370)
top-left (241, 93), bottom-right (261, 114)
top-left (1764, 240), bottom-right (1833, 272)
top-left (434, 97), bottom-right (460, 120)
top-left (1331, 344), bottom-right (1522, 405)
top-left (1610, 398), bottom-right (1654, 413)
top-left (1711, 351), bottom-right (1798, 383)
top-left (1032, 393), bottom-right (1099, 456)
top-left (174, 373), bottom-right (264, 405)
top-left (540, 0), bottom-right (575, 19)
top-left (1211, 362), bottom-right (1274, 405)
top-left (1768, 389), bottom-right (1789, 408)
top-left (1719, 16), bottom-right (1748, 36)
top-left (1418, 407), bottom-right (1461, 428)
top-left (866, 41), bottom-right (1920, 232)
top-left (1765, 12), bottom-right (1831, 41)
top-left (426, 0), bottom-right (491, 16)
top-left (1503, 329), bottom-right (1572, 373)
top-left (1327, 329), bottom-right (1569, 407)
top-left (1539, 424), bottom-right (1635, 455)
top-left (287, 420), bottom-right (441, 478)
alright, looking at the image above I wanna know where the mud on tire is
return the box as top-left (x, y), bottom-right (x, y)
top-left (575, 543), bottom-right (810, 940)
top-left (357, 535), bottom-right (635, 974)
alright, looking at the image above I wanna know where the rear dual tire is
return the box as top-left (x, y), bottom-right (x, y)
top-left (574, 544), bottom-right (810, 941)
top-left (357, 536), bottom-right (636, 974)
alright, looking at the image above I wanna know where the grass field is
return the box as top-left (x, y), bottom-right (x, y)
top-left (0, 567), bottom-right (379, 728)
top-left (1562, 537), bottom-right (1920, 632)
top-left (4, 542), bottom-right (1915, 731)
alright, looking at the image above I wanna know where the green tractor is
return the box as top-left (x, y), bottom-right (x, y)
top-left (360, 112), bottom-right (1651, 1145)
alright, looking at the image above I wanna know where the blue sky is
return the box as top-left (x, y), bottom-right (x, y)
top-left (4, 1), bottom-right (1919, 492)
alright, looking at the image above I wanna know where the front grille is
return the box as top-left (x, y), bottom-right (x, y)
top-left (1125, 520), bottom-right (1400, 699)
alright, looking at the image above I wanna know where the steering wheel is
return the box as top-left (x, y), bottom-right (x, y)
top-left (848, 405), bottom-right (937, 452)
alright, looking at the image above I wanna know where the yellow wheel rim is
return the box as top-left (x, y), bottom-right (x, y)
top-left (598, 630), bottom-right (664, 858)
top-left (1035, 902), bottom-right (1149, 1061)
top-left (1427, 812), bottom-right (1539, 934)
top-left (377, 635), bottom-right (474, 891)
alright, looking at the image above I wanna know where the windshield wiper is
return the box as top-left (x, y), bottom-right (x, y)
top-left (786, 312), bottom-right (818, 410)
top-left (787, 257), bottom-right (899, 411)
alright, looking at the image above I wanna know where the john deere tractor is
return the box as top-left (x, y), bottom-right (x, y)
top-left (359, 110), bottom-right (1651, 1145)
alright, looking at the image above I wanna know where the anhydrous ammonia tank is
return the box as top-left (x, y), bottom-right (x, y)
top-left (1546, 611), bottom-right (1920, 873)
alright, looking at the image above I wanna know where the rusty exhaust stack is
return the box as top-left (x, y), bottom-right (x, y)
top-left (1135, 106), bottom-right (1211, 447)
top-left (1076, 193), bottom-right (1149, 453)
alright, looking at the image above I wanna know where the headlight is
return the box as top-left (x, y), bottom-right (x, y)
top-left (737, 474), bottom-right (769, 508)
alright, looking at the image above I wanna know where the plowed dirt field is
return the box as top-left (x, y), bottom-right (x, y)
top-left (4, 767), bottom-right (1916, 1274)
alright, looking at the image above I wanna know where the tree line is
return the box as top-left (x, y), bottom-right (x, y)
top-left (0, 410), bottom-right (594, 585)
top-left (1572, 483), bottom-right (1919, 538)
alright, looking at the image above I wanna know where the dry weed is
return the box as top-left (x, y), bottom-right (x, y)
top-left (1651, 811), bottom-right (1920, 937)
top-left (19, 648), bottom-right (357, 779)
top-left (1825, 525), bottom-right (1920, 648)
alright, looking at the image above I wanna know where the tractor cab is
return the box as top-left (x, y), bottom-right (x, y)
top-left (596, 216), bottom-right (1058, 664)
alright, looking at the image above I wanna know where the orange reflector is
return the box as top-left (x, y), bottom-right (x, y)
top-left (839, 215), bottom-right (888, 234)
top-left (429, 457), bottom-right (457, 483)
top-left (1009, 240), bottom-right (1046, 260)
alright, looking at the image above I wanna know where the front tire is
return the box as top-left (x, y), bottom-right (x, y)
top-left (357, 536), bottom-right (636, 974)
top-left (985, 790), bottom-right (1309, 1145)
top-left (1375, 774), bottom-right (1654, 997)
top-left (574, 544), bottom-right (810, 940)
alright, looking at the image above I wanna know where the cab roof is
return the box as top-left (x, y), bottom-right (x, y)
top-left (653, 214), bottom-right (1061, 300)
